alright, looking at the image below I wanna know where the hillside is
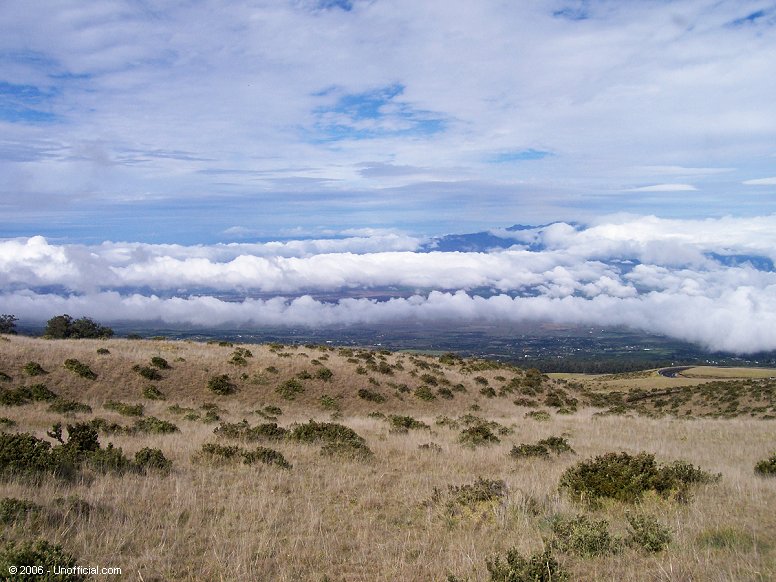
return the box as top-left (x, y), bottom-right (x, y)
top-left (1, 336), bottom-right (775, 581)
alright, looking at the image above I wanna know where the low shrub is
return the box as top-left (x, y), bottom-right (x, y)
top-left (0, 384), bottom-right (58, 406)
top-left (458, 423), bottom-right (500, 447)
top-left (625, 512), bottom-right (672, 552)
top-left (550, 514), bottom-right (622, 556)
top-left (0, 497), bottom-right (42, 524)
top-left (132, 416), bottom-right (179, 434)
top-left (538, 436), bottom-right (574, 454)
top-left (150, 356), bottom-right (170, 369)
top-left (104, 400), bottom-right (144, 417)
top-left (48, 399), bottom-right (92, 414)
top-left (559, 451), bottom-right (720, 505)
top-left (0, 417), bottom-right (16, 430)
top-left (142, 385), bottom-right (166, 400)
top-left (288, 420), bottom-right (373, 460)
top-left (23, 361), bottom-right (48, 376)
top-left (242, 446), bottom-right (292, 469)
top-left (388, 415), bottom-right (429, 432)
top-left (525, 410), bottom-right (551, 421)
top-left (357, 388), bottom-right (386, 403)
top-left (208, 374), bottom-right (236, 396)
top-left (133, 365), bottom-right (163, 381)
top-left (275, 378), bottom-right (304, 400)
top-left (754, 453), bottom-right (776, 476)
top-left (510, 443), bottom-right (550, 458)
top-left (214, 420), bottom-right (287, 441)
top-left (96, 347), bottom-right (110, 355)
top-left (315, 367), bottom-right (333, 381)
top-left (486, 548), bottom-right (568, 582)
top-left (134, 447), bottom-right (173, 474)
top-left (446, 477), bottom-right (507, 516)
top-left (63, 359), bottom-right (96, 380)
top-left (198, 442), bottom-right (242, 463)
top-left (414, 385), bottom-right (436, 401)
top-left (0, 539), bottom-right (84, 581)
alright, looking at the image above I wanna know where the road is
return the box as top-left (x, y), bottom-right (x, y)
top-left (657, 366), bottom-right (692, 378)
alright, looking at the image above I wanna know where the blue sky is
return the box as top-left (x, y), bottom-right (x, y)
top-left (1, 0), bottom-right (775, 243)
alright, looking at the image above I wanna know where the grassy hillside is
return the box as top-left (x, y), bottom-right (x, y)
top-left (1, 335), bottom-right (775, 580)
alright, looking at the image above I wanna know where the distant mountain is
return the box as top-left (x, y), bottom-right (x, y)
top-left (420, 223), bottom-right (557, 253)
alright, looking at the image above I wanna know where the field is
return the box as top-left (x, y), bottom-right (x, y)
top-left (1, 335), bottom-right (775, 581)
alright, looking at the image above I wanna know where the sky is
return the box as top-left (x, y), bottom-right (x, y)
top-left (2, 1), bottom-right (776, 352)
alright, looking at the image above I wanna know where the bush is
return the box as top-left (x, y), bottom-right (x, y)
top-left (132, 416), bottom-right (179, 434)
top-left (0, 432), bottom-right (58, 477)
top-left (0, 539), bottom-right (84, 581)
top-left (485, 548), bottom-right (568, 582)
top-left (29, 384), bottom-right (58, 402)
top-left (214, 420), bottom-right (287, 441)
top-left (550, 514), bottom-right (622, 556)
top-left (414, 385), bottom-right (436, 401)
top-left (754, 453), bottom-right (776, 476)
top-left (142, 385), bottom-right (166, 400)
top-left (559, 451), bottom-right (720, 505)
top-left (150, 356), bottom-right (170, 369)
top-left (625, 512), bottom-right (672, 552)
top-left (134, 447), bottom-right (173, 474)
top-left (96, 347), bottom-right (110, 355)
top-left (0, 384), bottom-right (58, 406)
top-left (0, 497), bottom-right (41, 524)
top-left (133, 365), bottom-right (162, 381)
top-left (357, 388), bottom-right (386, 403)
top-left (0, 314), bottom-right (17, 335)
top-left (458, 423), bottom-right (500, 447)
top-left (510, 443), bottom-right (550, 458)
top-left (63, 359), bottom-right (96, 380)
top-left (198, 442), bottom-right (242, 463)
top-left (0, 417), bottom-right (17, 430)
top-left (288, 420), bottom-right (372, 460)
top-left (104, 400), bottom-right (144, 417)
top-left (275, 378), bottom-right (303, 400)
top-left (23, 361), bottom-right (48, 376)
top-left (208, 374), bottom-right (236, 395)
top-left (242, 446), bottom-right (292, 469)
top-left (446, 477), bottom-right (507, 515)
top-left (315, 367), bottom-right (333, 381)
top-left (525, 410), bottom-right (551, 421)
top-left (388, 415), bottom-right (430, 432)
top-left (47, 399), bottom-right (92, 414)
top-left (85, 443), bottom-right (134, 474)
top-left (537, 436), bottom-right (574, 454)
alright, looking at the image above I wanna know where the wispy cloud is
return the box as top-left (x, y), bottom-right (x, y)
top-left (743, 177), bottom-right (776, 185)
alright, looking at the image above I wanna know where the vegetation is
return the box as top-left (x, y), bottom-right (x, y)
top-left (63, 359), bottom-right (96, 380)
top-left (44, 314), bottom-right (113, 339)
top-left (208, 374), bottom-right (236, 395)
top-left (0, 314), bottom-right (18, 335)
top-left (755, 453), bottom-right (776, 476)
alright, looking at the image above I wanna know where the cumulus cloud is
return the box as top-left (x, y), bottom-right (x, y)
top-left (2, 215), bottom-right (776, 353)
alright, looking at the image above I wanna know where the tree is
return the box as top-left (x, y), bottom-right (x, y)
top-left (44, 314), bottom-right (113, 339)
top-left (0, 314), bottom-right (17, 335)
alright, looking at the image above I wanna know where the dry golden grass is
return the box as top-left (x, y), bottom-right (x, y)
top-left (1, 337), bottom-right (775, 581)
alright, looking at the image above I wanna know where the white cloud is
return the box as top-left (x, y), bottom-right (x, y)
top-left (625, 184), bottom-right (698, 192)
top-left (3, 215), bottom-right (776, 353)
top-left (743, 177), bottom-right (776, 185)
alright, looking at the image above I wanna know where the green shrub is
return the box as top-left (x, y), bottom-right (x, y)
top-left (537, 436), bottom-right (574, 454)
top-left (437, 387), bottom-right (454, 399)
top-left (47, 399), bottom-right (92, 414)
top-left (559, 452), bottom-right (720, 505)
top-left (754, 453), bottom-right (776, 476)
top-left (357, 388), bottom-right (386, 403)
top-left (447, 477), bottom-right (507, 513)
top-left (45, 314), bottom-right (113, 340)
top-left (0, 372), bottom-right (11, 382)
top-left (133, 365), bottom-right (163, 381)
top-left (242, 446), bottom-right (292, 469)
top-left (275, 378), bottom-right (304, 400)
top-left (150, 356), bottom-right (170, 369)
top-left (142, 385), bottom-right (166, 400)
top-left (214, 420), bottom-right (287, 441)
top-left (510, 443), bottom-right (550, 458)
top-left (0, 432), bottom-right (58, 477)
top-left (288, 420), bottom-right (373, 460)
top-left (262, 405), bottom-right (282, 416)
top-left (29, 384), bottom-right (58, 402)
top-left (414, 385), bottom-right (436, 401)
top-left (23, 361), bottom-right (47, 376)
top-left (315, 367), bottom-right (333, 381)
top-left (132, 416), bottom-right (179, 434)
top-left (0, 539), bottom-right (84, 581)
top-left (550, 514), bottom-right (622, 556)
top-left (104, 400), bottom-right (144, 417)
top-left (0, 417), bottom-right (16, 430)
top-left (88, 417), bottom-right (127, 435)
top-left (388, 415), bottom-right (430, 432)
top-left (0, 497), bottom-right (41, 523)
top-left (96, 347), bottom-right (110, 355)
top-left (63, 359), bottom-right (96, 380)
top-left (0, 384), bottom-right (58, 406)
top-left (208, 374), bottom-right (236, 395)
top-left (198, 442), bottom-right (242, 463)
top-left (486, 548), bottom-right (568, 582)
top-left (525, 410), bottom-right (551, 421)
top-left (625, 512), bottom-right (672, 552)
top-left (134, 447), bottom-right (173, 474)
top-left (85, 443), bottom-right (133, 474)
top-left (458, 423), bottom-right (500, 447)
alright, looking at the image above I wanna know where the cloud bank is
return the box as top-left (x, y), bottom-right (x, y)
top-left (3, 215), bottom-right (776, 354)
